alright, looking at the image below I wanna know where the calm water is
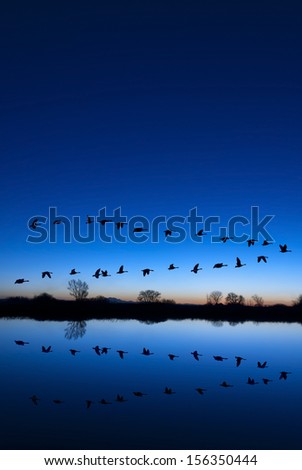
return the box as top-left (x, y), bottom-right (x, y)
top-left (0, 317), bottom-right (301, 450)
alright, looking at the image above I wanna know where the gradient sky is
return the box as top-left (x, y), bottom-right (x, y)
top-left (0, 0), bottom-right (301, 304)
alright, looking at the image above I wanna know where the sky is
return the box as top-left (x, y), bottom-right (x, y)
top-left (0, 0), bottom-right (301, 304)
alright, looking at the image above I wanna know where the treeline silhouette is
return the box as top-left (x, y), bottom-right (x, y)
top-left (0, 294), bottom-right (301, 324)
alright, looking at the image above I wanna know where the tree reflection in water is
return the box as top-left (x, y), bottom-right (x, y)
top-left (64, 321), bottom-right (87, 340)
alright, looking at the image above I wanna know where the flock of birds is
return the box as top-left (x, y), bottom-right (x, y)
top-left (14, 239), bottom-right (292, 284)
top-left (13, 340), bottom-right (292, 408)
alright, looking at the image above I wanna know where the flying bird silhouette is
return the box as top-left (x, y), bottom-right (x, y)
top-left (116, 350), bottom-right (128, 359)
top-left (116, 394), bottom-right (127, 402)
top-left (191, 263), bottom-right (202, 273)
top-left (133, 227), bottom-right (148, 233)
top-left (191, 350), bottom-right (203, 361)
top-left (93, 346), bottom-right (101, 356)
top-left (141, 268), bottom-right (154, 277)
top-left (69, 349), bottom-right (80, 356)
top-left (133, 391), bottom-right (148, 397)
top-left (235, 356), bottom-right (246, 367)
top-left (279, 371), bottom-right (291, 380)
top-left (117, 265), bottom-right (128, 274)
top-left (164, 229), bottom-right (173, 237)
top-left (85, 400), bottom-right (93, 409)
top-left (53, 399), bottom-right (64, 405)
top-left (213, 263), bottom-right (228, 269)
top-left (235, 257), bottom-right (246, 268)
top-left (247, 377), bottom-right (259, 385)
top-left (168, 354), bottom-right (179, 361)
top-left (247, 239), bottom-right (257, 247)
top-left (98, 219), bottom-right (112, 225)
top-left (99, 399), bottom-right (112, 405)
top-left (196, 229), bottom-right (207, 237)
top-left (42, 271), bottom-right (52, 278)
top-left (29, 395), bottom-right (40, 405)
top-left (101, 270), bottom-right (111, 277)
top-left (257, 361), bottom-right (268, 369)
top-left (69, 269), bottom-right (80, 275)
top-left (116, 222), bottom-right (127, 230)
top-left (262, 378), bottom-right (273, 385)
top-left (101, 347), bottom-right (111, 354)
top-left (142, 347), bottom-right (154, 356)
top-left (164, 387), bottom-right (175, 394)
top-left (14, 279), bottom-right (29, 284)
top-left (92, 269), bottom-right (101, 278)
top-left (168, 263), bottom-right (179, 270)
top-left (220, 236), bottom-right (233, 243)
top-left (262, 240), bottom-right (273, 246)
top-left (279, 244), bottom-right (292, 253)
top-left (220, 381), bottom-right (233, 388)
top-left (29, 218), bottom-right (40, 229)
top-left (213, 355), bottom-right (228, 361)
top-left (86, 215), bottom-right (93, 224)
top-left (257, 256), bottom-right (268, 263)
top-left (195, 387), bottom-right (207, 395)
top-left (42, 345), bottom-right (52, 353)
top-left (15, 340), bottom-right (29, 346)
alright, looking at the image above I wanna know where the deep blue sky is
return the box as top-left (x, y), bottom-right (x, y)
top-left (0, 0), bottom-right (301, 304)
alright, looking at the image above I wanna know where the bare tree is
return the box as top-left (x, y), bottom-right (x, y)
top-left (137, 290), bottom-right (161, 303)
top-left (293, 294), bottom-right (302, 306)
top-left (67, 279), bottom-right (89, 300)
top-left (208, 290), bottom-right (223, 305)
top-left (252, 294), bottom-right (264, 307)
top-left (161, 298), bottom-right (176, 304)
top-left (225, 292), bottom-right (245, 305)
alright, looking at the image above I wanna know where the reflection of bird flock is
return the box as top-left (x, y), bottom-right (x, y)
top-left (14, 240), bottom-right (292, 284)
top-left (14, 340), bottom-right (292, 407)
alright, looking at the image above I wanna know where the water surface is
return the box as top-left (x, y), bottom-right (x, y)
top-left (0, 318), bottom-right (301, 449)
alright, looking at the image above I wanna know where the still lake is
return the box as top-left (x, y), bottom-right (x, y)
top-left (0, 317), bottom-right (301, 450)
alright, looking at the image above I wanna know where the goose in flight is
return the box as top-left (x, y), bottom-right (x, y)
top-left (168, 263), bottom-right (179, 270)
top-left (86, 215), bottom-right (93, 224)
top-left (117, 350), bottom-right (128, 359)
top-left (116, 394), bottom-right (127, 402)
top-left (99, 219), bottom-right (112, 226)
top-left (69, 349), bottom-right (80, 356)
top-left (101, 347), bottom-right (111, 354)
top-left (53, 219), bottom-right (62, 225)
top-left (247, 239), bottom-right (257, 247)
top-left (262, 378), bottom-right (273, 385)
top-left (196, 229), bottom-right (207, 237)
top-left (116, 222), bottom-right (127, 230)
top-left (191, 263), bottom-right (202, 274)
top-left (195, 387), bottom-right (207, 395)
top-left (213, 263), bottom-right (228, 269)
top-left (191, 350), bottom-right (203, 361)
top-left (30, 395), bottom-right (40, 405)
top-left (14, 279), bottom-right (29, 284)
top-left (117, 265), bottom-right (128, 274)
top-left (142, 268), bottom-right (154, 277)
top-left (279, 244), bottom-right (292, 253)
top-left (220, 381), bottom-right (233, 388)
top-left (99, 399), bottom-right (112, 405)
top-left (85, 400), bottom-right (93, 409)
top-left (247, 377), bottom-right (259, 385)
top-left (93, 346), bottom-right (101, 356)
top-left (213, 355), bottom-right (228, 361)
top-left (42, 345), bottom-right (52, 353)
top-left (42, 271), bottom-right (52, 278)
top-left (53, 399), bottom-right (64, 405)
top-left (257, 361), bottom-right (268, 369)
top-left (257, 256), bottom-right (268, 263)
top-left (235, 356), bottom-right (246, 367)
top-left (92, 268), bottom-right (101, 279)
top-left (29, 218), bottom-right (40, 230)
top-left (235, 257), bottom-right (246, 268)
top-left (15, 340), bottom-right (29, 346)
top-left (279, 371), bottom-right (291, 380)
top-left (168, 354), bottom-right (179, 361)
top-left (164, 229), bottom-right (173, 237)
top-left (133, 227), bottom-right (148, 233)
top-left (262, 240), bottom-right (273, 246)
top-left (133, 391), bottom-right (148, 397)
top-left (220, 236), bottom-right (233, 243)
top-left (164, 387), bottom-right (175, 394)
top-left (69, 268), bottom-right (80, 275)
top-left (142, 347), bottom-right (154, 356)
top-left (101, 270), bottom-right (111, 277)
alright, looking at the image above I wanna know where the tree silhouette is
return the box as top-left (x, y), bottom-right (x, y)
top-left (225, 292), bottom-right (245, 305)
top-left (137, 290), bottom-right (161, 303)
top-left (64, 321), bottom-right (87, 339)
top-left (208, 290), bottom-right (223, 305)
top-left (67, 279), bottom-right (89, 300)
top-left (252, 294), bottom-right (264, 307)
top-left (293, 294), bottom-right (302, 306)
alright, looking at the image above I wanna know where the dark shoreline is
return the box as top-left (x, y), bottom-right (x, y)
top-left (0, 297), bottom-right (301, 324)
